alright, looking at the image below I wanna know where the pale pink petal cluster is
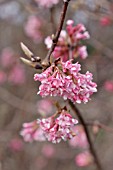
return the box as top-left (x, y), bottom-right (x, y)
top-left (0, 47), bottom-right (26, 85)
top-left (20, 110), bottom-right (78, 143)
top-left (41, 144), bottom-right (55, 158)
top-left (34, 60), bottom-right (97, 104)
top-left (8, 64), bottom-right (26, 85)
top-left (100, 16), bottom-right (111, 26)
top-left (35, 0), bottom-right (59, 8)
top-left (38, 110), bottom-right (78, 143)
top-left (75, 151), bottom-right (93, 167)
top-left (36, 98), bottom-right (53, 116)
top-left (104, 80), bottom-right (113, 92)
top-left (0, 47), bottom-right (15, 68)
top-left (45, 20), bottom-right (90, 61)
top-left (8, 138), bottom-right (23, 152)
top-left (24, 16), bottom-right (43, 43)
top-left (20, 121), bottom-right (46, 142)
top-left (69, 125), bottom-right (88, 148)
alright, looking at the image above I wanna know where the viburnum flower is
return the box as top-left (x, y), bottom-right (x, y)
top-left (34, 60), bottom-right (97, 104)
top-left (20, 121), bottom-right (46, 142)
top-left (45, 20), bottom-right (90, 61)
top-left (20, 110), bottom-right (78, 143)
top-left (75, 151), bottom-right (94, 167)
top-left (38, 110), bottom-right (78, 143)
top-left (69, 125), bottom-right (88, 149)
top-left (35, 0), bottom-right (59, 8)
top-left (24, 16), bottom-right (43, 43)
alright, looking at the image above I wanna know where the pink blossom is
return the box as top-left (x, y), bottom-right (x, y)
top-left (8, 138), bottom-right (23, 152)
top-left (45, 20), bottom-right (90, 61)
top-left (24, 16), bottom-right (43, 43)
top-left (100, 16), bottom-right (111, 26)
top-left (69, 125), bottom-right (88, 148)
top-left (104, 81), bottom-right (113, 92)
top-left (20, 121), bottom-right (46, 142)
top-left (8, 64), bottom-right (26, 85)
top-left (35, 0), bottom-right (59, 8)
top-left (41, 144), bottom-right (55, 158)
top-left (75, 151), bottom-right (93, 167)
top-left (0, 47), bottom-right (15, 68)
top-left (36, 99), bottom-right (53, 116)
top-left (34, 60), bottom-right (97, 104)
top-left (38, 110), bottom-right (78, 143)
top-left (0, 71), bottom-right (7, 84)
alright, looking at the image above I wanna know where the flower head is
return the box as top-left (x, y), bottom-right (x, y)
top-left (20, 121), bottom-right (46, 142)
top-left (34, 60), bottom-right (97, 104)
top-left (38, 110), bottom-right (78, 143)
top-left (45, 20), bottom-right (90, 61)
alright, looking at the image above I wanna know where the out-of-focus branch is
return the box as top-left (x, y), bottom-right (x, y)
top-left (42, 0), bottom-right (71, 67)
top-left (85, 120), bottom-right (113, 133)
top-left (50, 6), bottom-right (56, 33)
top-left (0, 86), bottom-right (37, 113)
top-left (68, 100), bottom-right (103, 170)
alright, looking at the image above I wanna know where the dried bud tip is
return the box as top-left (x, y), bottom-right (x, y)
top-left (20, 42), bottom-right (33, 59)
top-left (31, 56), bottom-right (41, 62)
top-left (52, 34), bottom-right (55, 40)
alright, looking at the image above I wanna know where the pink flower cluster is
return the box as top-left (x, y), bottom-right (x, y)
top-left (24, 16), bottom-right (43, 43)
top-left (38, 110), bottom-right (78, 143)
top-left (20, 110), bottom-right (78, 143)
top-left (34, 60), bottom-right (97, 104)
top-left (35, 0), bottom-right (59, 8)
top-left (45, 20), bottom-right (90, 61)
top-left (20, 121), bottom-right (46, 142)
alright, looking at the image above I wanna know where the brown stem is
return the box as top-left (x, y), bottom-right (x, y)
top-left (41, 0), bottom-right (71, 67)
top-left (68, 100), bottom-right (103, 170)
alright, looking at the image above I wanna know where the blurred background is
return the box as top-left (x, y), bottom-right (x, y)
top-left (0, 0), bottom-right (113, 170)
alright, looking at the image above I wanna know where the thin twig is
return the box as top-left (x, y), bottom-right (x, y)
top-left (41, 0), bottom-right (71, 67)
top-left (68, 100), bottom-right (103, 170)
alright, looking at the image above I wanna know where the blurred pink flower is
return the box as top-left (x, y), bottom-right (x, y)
top-left (75, 151), bottom-right (93, 167)
top-left (0, 47), bottom-right (15, 68)
top-left (20, 121), bottom-right (46, 143)
top-left (24, 16), bottom-right (43, 43)
top-left (100, 16), bottom-right (111, 26)
top-left (36, 99), bottom-right (53, 116)
top-left (104, 81), bottom-right (113, 92)
top-left (41, 144), bottom-right (55, 158)
top-left (0, 71), bottom-right (7, 84)
top-left (45, 20), bottom-right (90, 61)
top-left (8, 138), bottom-right (23, 152)
top-left (35, 0), bottom-right (59, 8)
top-left (8, 64), bottom-right (26, 85)
top-left (69, 125), bottom-right (88, 148)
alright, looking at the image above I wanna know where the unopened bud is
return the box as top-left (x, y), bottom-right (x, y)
top-left (20, 42), bottom-right (33, 58)
top-left (20, 57), bottom-right (35, 68)
top-left (51, 34), bottom-right (55, 40)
